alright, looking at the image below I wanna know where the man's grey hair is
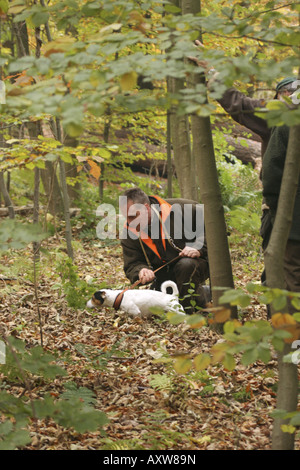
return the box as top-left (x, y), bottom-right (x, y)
top-left (121, 187), bottom-right (150, 205)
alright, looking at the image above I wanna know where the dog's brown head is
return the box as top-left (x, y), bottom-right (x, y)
top-left (93, 291), bottom-right (106, 305)
top-left (87, 291), bottom-right (106, 308)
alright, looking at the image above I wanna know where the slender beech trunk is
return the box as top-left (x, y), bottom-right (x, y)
top-left (37, 11), bottom-right (64, 215)
top-left (99, 112), bottom-right (111, 201)
top-left (168, 77), bottom-right (197, 200)
top-left (0, 16), bottom-right (14, 217)
top-left (32, 165), bottom-right (44, 347)
top-left (167, 111), bottom-right (173, 198)
top-left (167, 0), bottom-right (197, 200)
top-left (185, 0), bottom-right (236, 315)
top-left (56, 119), bottom-right (74, 260)
top-left (193, 115), bottom-right (237, 316)
top-left (264, 125), bottom-right (300, 450)
top-left (33, 166), bottom-right (40, 260)
top-left (64, 133), bottom-right (80, 205)
top-left (181, 0), bottom-right (200, 201)
top-left (0, 171), bottom-right (14, 218)
top-left (58, 157), bottom-right (74, 260)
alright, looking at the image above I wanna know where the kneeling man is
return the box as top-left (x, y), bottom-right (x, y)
top-left (120, 187), bottom-right (210, 314)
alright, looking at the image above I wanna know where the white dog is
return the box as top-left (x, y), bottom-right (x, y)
top-left (86, 280), bottom-right (186, 317)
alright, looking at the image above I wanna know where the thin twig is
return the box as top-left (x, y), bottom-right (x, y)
top-left (33, 250), bottom-right (44, 348)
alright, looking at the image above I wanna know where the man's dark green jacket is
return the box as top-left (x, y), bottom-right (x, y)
top-left (121, 197), bottom-right (208, 284)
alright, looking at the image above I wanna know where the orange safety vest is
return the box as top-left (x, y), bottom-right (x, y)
top-left (126, 195), bottom-right (172, 260)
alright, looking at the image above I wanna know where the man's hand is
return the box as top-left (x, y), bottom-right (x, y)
top-left (194, 39), bottom-right (204, 48)
top-left (139, 268), bottom-right (155, 284)
top-left (187, 39), bottom-right (207, 68)
top-left (179, 246), bottom-right (201, 258)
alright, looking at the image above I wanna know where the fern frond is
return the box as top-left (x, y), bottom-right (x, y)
top-left (100, 438), bottom-right (144, 450)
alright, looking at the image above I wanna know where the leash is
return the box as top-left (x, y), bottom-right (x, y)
top-left (113, 255), bottom-right (182, 310)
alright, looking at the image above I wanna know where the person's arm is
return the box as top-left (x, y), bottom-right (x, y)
top-left (190, 40), bottom-right (270, 141)
top-left (121, 239), bottom-right (152, 284)
top-left (218, 88), bottom-right (269, 140)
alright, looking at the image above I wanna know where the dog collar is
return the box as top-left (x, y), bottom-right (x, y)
top-left (113, 278), bottom-right (142, 311)
top-left (113, 291), bottom-right (124, 310)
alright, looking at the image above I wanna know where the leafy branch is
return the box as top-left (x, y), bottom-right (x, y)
top-left (0, 336), bottom-right (109, 449)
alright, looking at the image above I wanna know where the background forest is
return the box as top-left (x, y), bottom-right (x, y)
top-left (0, 0), bottom-right (300, 451)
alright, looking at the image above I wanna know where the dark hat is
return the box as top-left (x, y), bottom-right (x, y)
top-left (274, 77), bottom-right (296, 98)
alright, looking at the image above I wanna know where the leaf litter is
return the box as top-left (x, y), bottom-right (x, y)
top-left (0, 234), bottom-right (298, 450)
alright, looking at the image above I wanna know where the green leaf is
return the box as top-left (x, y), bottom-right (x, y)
top-left (290, 412), bottom-right (300, 426)
top-left (257, 344), bottom-right (271, 364)
top-left (241, 347), bottom-right (258, 366)
top-left (0, 220), bottom-right (48, 250)
top-left (266, 100), bottom-right (286, 111)
top-left (45, 152), bottom-right (58, 162)
top-left (64, 122), bottom-right (84, 137)
top-left (60, 152), bottom-right (74, 164)
top-left (194, 353), bottom-right (211, 371)
top-left (61, 382), bottom-right (97, 405)
top-left (8, 4), bottom-right (27, 16)
top-left (31, 10), bottom-right (50, 27)
top-left (271, 409), bottom-right (290, 419)
top-left (272, 295), bottom-right (287, 311)
top-left (272, 335), bottom-right (284, 352)
top-left (120, 71), bottom-right (138, 91)
top-left (0, 0), bottom-right (8, 14)
top-left (223, 353), bottom-right (236, 371)
top-left (223, 320), bottom-right (237, 334)
top-left (0, 420), bottom-right (13, 436)
top-left (246, 282), bottom-right (263, 294)
top-left (292, 312), bottom-right (300, 322)
top-left (173, 356), bottom-right (192, 374)
top-left (164, 4), bottom-right (181, 13)
top-left (186, 313), bottom-right (206, 328)
top-left (165, 311), bottom-right (186, 324)
top-left (0, 429), bottom-right (31, 450)
top-left (21, 346), bottom-right (67, 379)
top-left (54, 399), bottom-right (109, 433)
top-left (34, 393), bottom-right (109, 433)
top-left (281, 424), bottom-right (296, 434)
top-left (219, 288), bottom-right (251, 308)
top-left (98, 148), bottom-right (111, 159)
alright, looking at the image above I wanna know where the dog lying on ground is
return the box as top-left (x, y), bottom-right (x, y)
top-left (86, 280), bottom-right (186, 317)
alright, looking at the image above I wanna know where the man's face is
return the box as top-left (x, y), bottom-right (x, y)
top-left (278, 89), bottom-right (293, 102)
top-left (122, 199), bottom-right (151, 233)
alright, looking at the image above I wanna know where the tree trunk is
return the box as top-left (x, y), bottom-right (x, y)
top-left (166, 0), bottom-right (197, 200)
top-left (64, 133), bottom-right (80, 205)
top-left (193, 115), bottom-right (237, 316)
top-left (272, 343), bottom-right (298, 450)
top-left (99, 114), bottom-right (111, 201)
top-left (168, 77), bottom-right (197, 200)
top-left (33, 166), bottom-right (40, 261)
top-left (264, 125), bottom-right (300, 450)
top-left (56, 119), bottom-right (74, 260)
top-left (167, 111), bottom-right (173, 198)
top-left (40, 161), bottom-right (64, 216)
top-left (58, 157), bottom-right (74, 260)
top-left (27, 119), bottom-right (63, 216)
top-left (186, 0), bottom-right (236, 316)
top-left (0, 172), bottom-right (14, 218)
top-left (13, 21), bottom-right (30, 57)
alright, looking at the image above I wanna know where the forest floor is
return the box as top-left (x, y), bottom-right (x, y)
top-left (1, 221), bottom-right (299, 451)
